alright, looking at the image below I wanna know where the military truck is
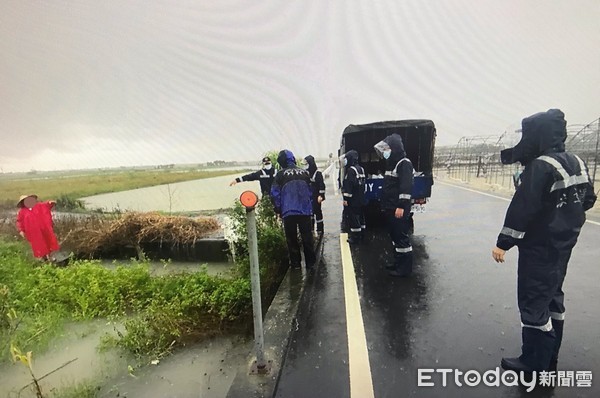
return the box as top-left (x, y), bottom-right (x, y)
top-left (339, 119), bottom-right (436, 224)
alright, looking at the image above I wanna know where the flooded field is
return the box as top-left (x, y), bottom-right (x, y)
top-left (98, 335), bottom-right (250, 398)
top-left (82, 174), bottom-right (259, 213)
top-left (0, 320), bottom-right (124, 397)
top-left (0, 319), bottom-right (249, 398)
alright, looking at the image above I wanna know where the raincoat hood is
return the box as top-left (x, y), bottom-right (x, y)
top-left (374, 133), bottom-right (407, 165)
top-left (344, 150), bottom-right (359, 168)
top-left (501, 109), bottom-right (567, 166)
top-left (304, 155), bottom-right (317, 174)
top-left (277, 149), bottom-right (296, 168)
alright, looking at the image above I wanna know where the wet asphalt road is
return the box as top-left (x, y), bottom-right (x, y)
top-left (275, 181), bottom-right (600, 398)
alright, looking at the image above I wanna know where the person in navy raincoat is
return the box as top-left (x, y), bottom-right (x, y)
top-left (303, 155), bottom-right (326, 235)
top-left (230, 156), bottom-right (276, 197)
top-left (341, 150), bottom-right (366, 244)
top-left (374, 134), bottom-right (414, 277)
top-left (492, 109), bottom-right (597, 372)
top-left (271, 150), bottom-right (316, 270)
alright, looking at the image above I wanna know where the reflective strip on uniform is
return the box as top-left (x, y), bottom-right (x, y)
top-left (501, 226), bottom-right (526, 239)
top-left (316, 219), bottom-right (323, 223)
top-left (350, 166), bottom-right (365, 178)
top-left (521, 318), bottom-right (553, 332)
top-left (350, 228), bottom-right (362, 232)
top-left (550, 311), bottom-right (565, 321)
top-left (550, 175), bottom-right (590, 192)
top-left (361, 225), bottom-right (366, 229)
top-left (537, 156), bottom-right (569, 180)
top-left (260, 174), bottom-right (271, 179)
top-left (395, 246), bottom-right (413, 253)
top-left (343, 193), bottom-right (353, 197)
top-left (385, 158), bottom-right (411, 178)
top-left (319, 190), bottom-right (326, 193)
top-left (537, 155), bottom-right (591, 192)
top-left (399, 194), bottom-right (411, 200)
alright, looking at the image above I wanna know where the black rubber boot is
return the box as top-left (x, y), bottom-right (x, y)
top-left (388, 269), bottom-right (411, 277)
top-left (549, 319), bottom-right (564, 372)
top-left (347, 232), bottom-right (360, 245)
top-left (502, 327), bottom-right (556, 372)
top-left (388, 252), bottom-right (413, 277)
top-left (500, 357), bottom-right (535, 373)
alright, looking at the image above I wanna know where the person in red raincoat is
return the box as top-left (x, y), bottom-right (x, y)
top-left (16, 194), bottom-right (60, 260)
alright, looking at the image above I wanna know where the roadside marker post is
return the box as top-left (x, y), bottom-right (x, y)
top-left (239, 190), bottom-right (271, 375)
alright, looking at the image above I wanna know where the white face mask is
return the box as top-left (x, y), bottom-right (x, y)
top-left (383, 150), bottom-right (392, 160)
top-left (343, 158), bottom-right (348, 166)
top-left (264, 164), bottom-right (272, 170)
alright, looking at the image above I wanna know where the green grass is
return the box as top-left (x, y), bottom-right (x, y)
top-left (0, 168), bottom-right (248, 209)
top-left (0, 198), bottom-right (286, 368)
top-left (0, 239), bottom-right (255, 363)
top-left (49, 382), bottom-right (100, 398)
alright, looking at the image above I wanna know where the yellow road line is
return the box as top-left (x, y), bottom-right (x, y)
top-left (437, 179), bottom-right (600, 227)
top-left (340, 233), bottom-right (375, 398)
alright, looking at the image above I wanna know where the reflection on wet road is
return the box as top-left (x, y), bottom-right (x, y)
top-left (276, 181), bottom-right (600, 398)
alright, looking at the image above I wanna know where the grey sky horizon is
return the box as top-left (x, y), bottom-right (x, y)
top-left (1, 0), bottom-right (599, 172)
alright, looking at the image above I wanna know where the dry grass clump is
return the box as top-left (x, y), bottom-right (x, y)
top-left (59, 212), bottom-right (220, 258)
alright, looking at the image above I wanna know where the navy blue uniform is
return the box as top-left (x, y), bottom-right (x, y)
top-left (271, 150), bottom-right (316, 269)
top-left (235, 167), bottom-right (276, 196)
top-left (376, 134), bottom-right (414, 276)
top-left (497, 109), bottom-right (597, 372)
top-left (304, 155), bottom-right (326, 233)
top-left (342, 150), bottom-right (366, 243)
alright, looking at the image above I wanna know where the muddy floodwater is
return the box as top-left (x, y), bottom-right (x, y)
top-left (0, 320), bottom-right (123, 397)
top-left (0, 259), bottom-right (242, 398)
top-left (0, 319), bottom-right (249, 398)
top-left (81, 174), bottom-right (260, 213)
top-left (98, 335), bottom-right (250, 398)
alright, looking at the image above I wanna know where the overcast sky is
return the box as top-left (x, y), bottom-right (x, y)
top-left (1, 0), bottom-right (598, 172)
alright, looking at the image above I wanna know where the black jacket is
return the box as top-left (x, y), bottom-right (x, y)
top-left (380, 134), bottom-right (414, 211)
top-left (304, 155), bottom-right (326, 201)
top-left (236, 167), bottom-right (276, 195)
top-left (497, 109), bottom-right (597, 251)
top-left (342, 150), bottom-right (366, 207)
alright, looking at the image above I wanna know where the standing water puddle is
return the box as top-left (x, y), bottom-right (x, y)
top-left (0, 260), bottom-right (246, 397)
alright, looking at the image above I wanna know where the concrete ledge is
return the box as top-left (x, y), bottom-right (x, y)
top-left (95, 238), bottom-right (231, 262)
top-left (142, 238), bottom-right (230, 262)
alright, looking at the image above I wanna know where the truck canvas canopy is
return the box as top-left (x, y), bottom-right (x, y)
top-left (341, 120), bottom-right (436, 176)
top-left (339, 119), bottom-right (437, 223)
